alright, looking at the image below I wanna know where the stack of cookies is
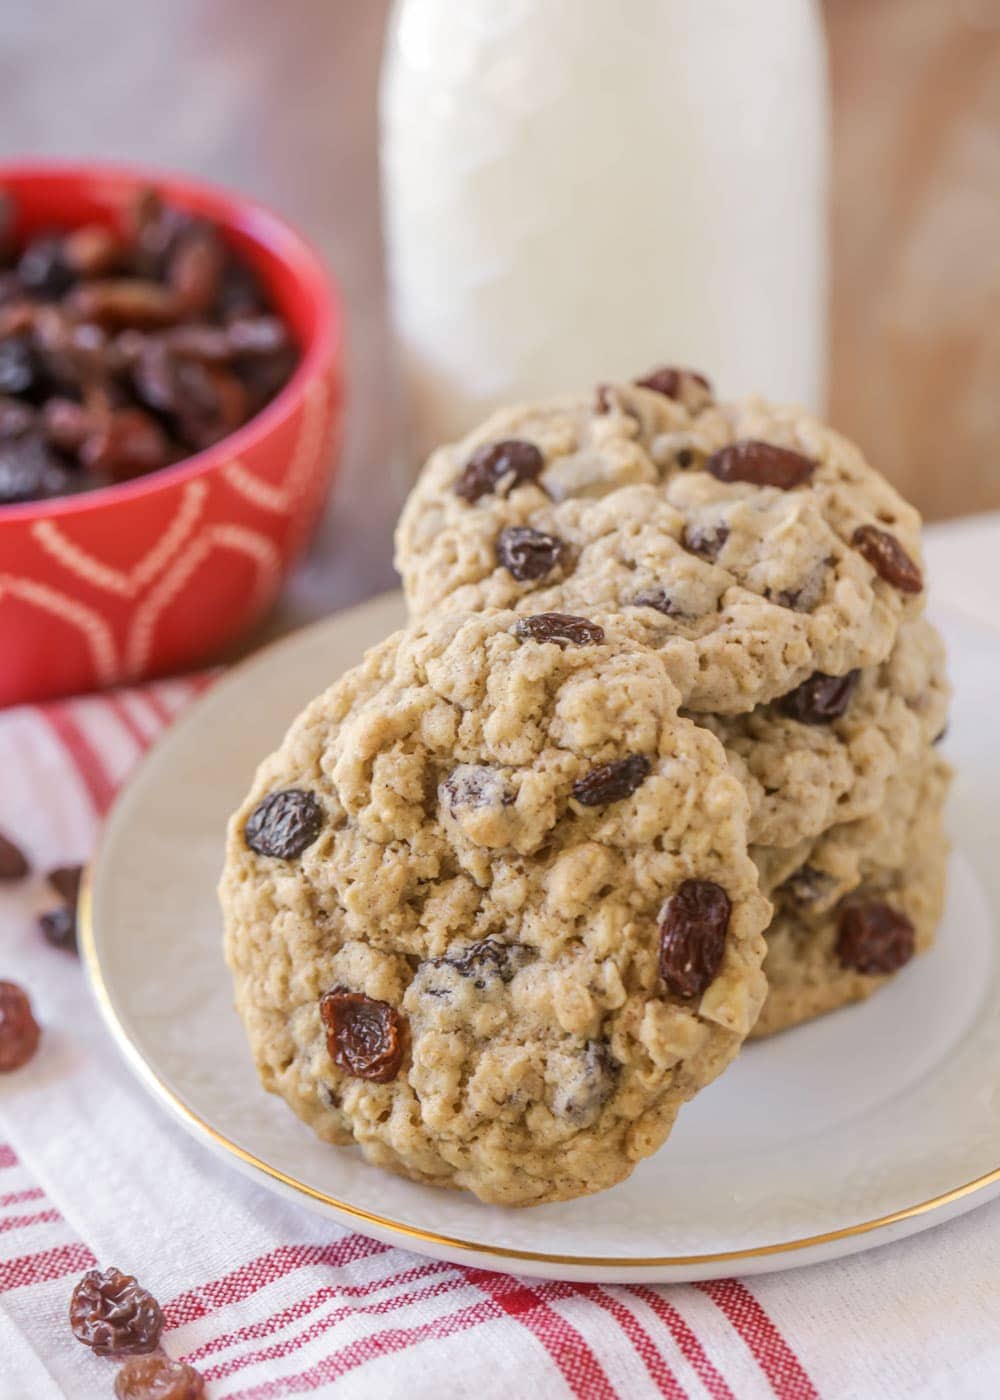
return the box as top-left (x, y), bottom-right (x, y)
top-left (394, 374), bottom-right (951, 1038)
top-left (220, 369), bottom-right (949, 1206)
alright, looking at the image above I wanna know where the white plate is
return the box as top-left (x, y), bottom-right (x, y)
top-left (83, 593), bottom-right (1000, 1283)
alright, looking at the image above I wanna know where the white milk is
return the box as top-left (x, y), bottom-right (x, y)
top-left (381, 0), bottom-right (829, 466)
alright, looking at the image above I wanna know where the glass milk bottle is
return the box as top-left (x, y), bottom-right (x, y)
top-left (380, 0), bottom-right (829, 466)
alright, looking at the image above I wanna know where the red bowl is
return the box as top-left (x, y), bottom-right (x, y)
top-left (0, 161), bottom-right (344, 708)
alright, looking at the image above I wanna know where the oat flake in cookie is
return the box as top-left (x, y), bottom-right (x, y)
top-left (395, 381), bottom-right (926, 713)
top-left (220, 610), bottom-right (769, 1206)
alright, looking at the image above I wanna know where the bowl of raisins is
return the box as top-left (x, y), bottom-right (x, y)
top-left (0, 161), bottom-right (343, 706)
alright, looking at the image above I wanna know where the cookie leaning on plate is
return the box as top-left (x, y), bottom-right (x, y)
top-left (220, 609), bottom-right (769, 1206)
top-left (395, 378), bottom-right (926, 714)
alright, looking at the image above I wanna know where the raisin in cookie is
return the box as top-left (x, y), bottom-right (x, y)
top-left (221, 609), bottom-right (769, 1206)
top-left (699, 616), bottom-right (949, 849)
top-left (395, 375), bottom-right (925, 713)
top-left (750, 784), bottom-right (949, 1039)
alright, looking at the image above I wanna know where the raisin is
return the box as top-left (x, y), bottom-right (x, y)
top-left (0, 333), bottom-right (40, 396)
top-left (0, 302), bottom-right (39, 337)
top-left (189, 366), bottom-right (249, 445)
top-left (67, 319), bottom-right (109, 363)
top-left (0, 435), bottom-right (76, 505)
top-left (0, 831), bottom-right (29, 880)
top-left (659, 879), bottom-right (731, 999)
top-left (852, 524), bottom-right (923, 594)
top-left (81, 408), bottom-right (171, 482)
top-left (706, 439), bottom-right (815, 489)
top-left (454, 438), bottom-right (544, 502)
top-left (768, 561), bottom-right (830, 614)
top-left (69, 1267), bottom-right (164, 1356)
top-left (244, 789), bottom-right (323, 860)
top-left (168, 227), bottom-right (225, 317)
top-left (595, 383), bottom-right (612, 413)
top-left (48, 864), bottom-right (84, 905)
top-left (17, 235), bottom-right (74, 299)
top-left (215, 260), bottom-right (269, 322)
top-left (933, 724), bottom-right (948, 746)
top-left (632, 587), bottom-right (679, 616)
top-left (572, 754), bottom-right (651, 806)
top-left (131, 340), bottom-right (183, 414)
top-left (682, 523), bottom-right (729, 561)
top-left (115, 1355), bottom-right (206, 1400)
top-left (0, 981), bottom-right (40, 1071)
top-left (0, 272), bottom-right (24, 307)
top-left (777, 669), bottom-right (860, 724)
top-left (43, 397), bottom-right (92, 452)
top-left (131, 188), bottom-right (190, 279)
top-left (228, 315), bottom-right (289, 358)
top-left (110, 329), bottom-right (145, 369)
top-left (431, 938), bottom-right (524, 988)
top-left (496, 525), bottom-right (566, 581)
top-left (514, 613), bottom-right (605, 647)
top-left (320, 989), bottom-right (406, 1082)
top-left (777, 865), bottom-right (832, 909)
top-left (40, 906), bottom-right (77, 953)
top-left (634, 365), bottom-right (712, 402)
top-left (68, 279), bottom-right (180, 329)
top-left (836, 901), bottom-right (915, 974)
top-left (440, 765), bottom-right (511, 814)
top-left (32, 308), bottom-right (107, 394)
top-left (136, 348), bottom-right (246, 450)
top-left (551, 1041), bottom-right (617, 1124)
top-left (63, 224), bottom-right (125, 278)
top-left (161, 323), bottom-right (231, 362)
top-left (0, 395), bottom-right (36, 438)
top-left (239, 345), bottom-right (297, 413)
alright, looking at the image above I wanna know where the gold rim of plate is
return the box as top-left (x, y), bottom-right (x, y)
top-left (77, 593), bottom-right (1000, 1271)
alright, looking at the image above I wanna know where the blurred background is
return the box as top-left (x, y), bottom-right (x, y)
top-left (1, 0), bottom-right (997, 635)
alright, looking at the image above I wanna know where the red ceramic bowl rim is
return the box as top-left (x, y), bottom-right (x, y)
top-left (0, 158), bottom-right (342, 525)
